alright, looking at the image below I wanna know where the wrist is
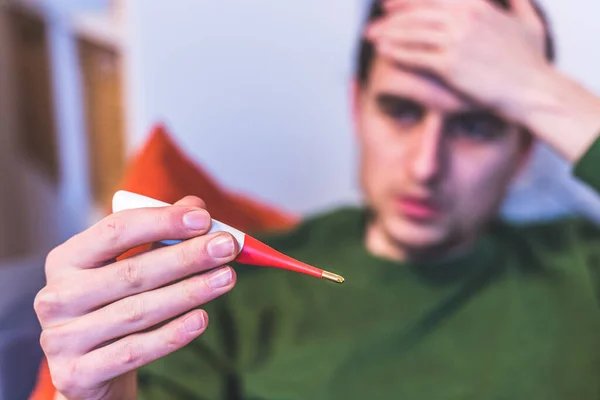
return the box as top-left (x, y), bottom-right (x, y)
top-left (511, 65), bottom-right (600, 162)
top-left (512, 64), bottom-right (563, 124)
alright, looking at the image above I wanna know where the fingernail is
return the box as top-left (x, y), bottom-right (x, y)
top-left (208, 234), bottom-right (235, 258)
top-left (206, 267), bottom-right (233, 288)
top-left (183, 210), bottom-right (210, 231)
top-left (184, 312), bottom-right (206, 333)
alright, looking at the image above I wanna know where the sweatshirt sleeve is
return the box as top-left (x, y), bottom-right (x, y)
top-left (136, 259), bottom-right (298, 400)
top-left (572, 134), bottom-right (600, 304)
top-left (136, 290), bottom-right (247, 400)
top-left (574, 134), bottom-right (600, 193)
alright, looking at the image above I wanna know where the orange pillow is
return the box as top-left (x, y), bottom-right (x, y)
top-left (29, 358), bottom-right (53, 400)
top-left (116, 123), bottom-right (298, 260)
top-left (119, 123), bottom-right (297, 232)
top-left (29, 123), bottom-right (299, 400)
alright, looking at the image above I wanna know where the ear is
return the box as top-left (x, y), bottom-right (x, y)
top-left (350, 79), bottom-right (360, 117)
top-left (350, 79), bottom-right (365, 139)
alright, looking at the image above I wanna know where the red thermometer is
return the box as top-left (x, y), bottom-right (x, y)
top-left (112, 191), bottom-right (345, 284)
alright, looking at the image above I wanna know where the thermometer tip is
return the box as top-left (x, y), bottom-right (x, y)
top-left (321, 271), bottom-right (345, 284)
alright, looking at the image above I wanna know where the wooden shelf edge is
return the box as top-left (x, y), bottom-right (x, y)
top-left (4, 1), bottom-right (123, 49)
top-left (72, 12), bottom-right (123, 50)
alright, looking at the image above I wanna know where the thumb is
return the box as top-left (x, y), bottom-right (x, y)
top-left (508, 0), bottom-right (544, 29)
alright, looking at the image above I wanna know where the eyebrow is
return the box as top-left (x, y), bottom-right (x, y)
top-left (375, 93), bottom-right (422, 106)
top-left (375, 92), bottom-right (506, 121)
top-left (375, 93), bottom-right (423, 108)
top-left (448, 110), bottom-right (508, 124)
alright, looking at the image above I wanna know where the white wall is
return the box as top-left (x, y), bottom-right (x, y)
top-left (0, 6), bottom-right (59, 260)
top-left (0, 0), bottom-right (110, 261)
top-left (0, 8), bottom-right (26, 258)
top-left (126, 0), bottom-right (600, 220)
top-left (502, 0), bottom-right (600, 222)
top-left (540, 0), bottom-right (600, 93)
top-left (127, 0), bottom-right (363, 215)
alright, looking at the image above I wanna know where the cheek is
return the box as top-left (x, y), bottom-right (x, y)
top-left (360, 113), bottom-right (399, 158)
top-left (450, 143), bottom-right (521, 213)
top-left (358, 112), bottom-right (407, 191)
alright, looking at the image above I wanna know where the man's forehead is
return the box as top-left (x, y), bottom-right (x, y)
top-left (367, 58), bottom-right (479, 113)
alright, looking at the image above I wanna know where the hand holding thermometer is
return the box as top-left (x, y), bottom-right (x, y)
top-left (112, 191), bottom-right (345, 284)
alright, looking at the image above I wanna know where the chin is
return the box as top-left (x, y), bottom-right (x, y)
top-left (383, 215), bottom-right (449, 253)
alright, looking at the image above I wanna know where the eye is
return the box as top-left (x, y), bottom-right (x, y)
top-left (376, 95), bottom-right (424, 127)
top-left (445, 112), bottom-right (509, 142)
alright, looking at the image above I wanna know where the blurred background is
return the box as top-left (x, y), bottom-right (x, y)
top-left (0, 0), bottom-right (599, 398)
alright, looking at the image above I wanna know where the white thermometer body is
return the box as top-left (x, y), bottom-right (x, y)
top-left (111, 190), bottom-right (246, 248)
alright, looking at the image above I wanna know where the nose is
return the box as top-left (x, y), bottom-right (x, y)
top-left (408, 114), bottom-right (445, 184)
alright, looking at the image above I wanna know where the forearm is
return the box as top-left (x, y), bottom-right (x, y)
top-left (515, 65), bottom-right (600, 162)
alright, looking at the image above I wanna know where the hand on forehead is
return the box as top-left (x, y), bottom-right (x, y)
top-left (368, 57), bottom-right (480, 114)
top-left (363, 0), bottom-right (549, 124)
top-left (382, 0), bottom-right (544, 29)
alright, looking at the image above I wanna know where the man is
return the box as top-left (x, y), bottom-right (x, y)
top-left (35, 0), bottom-right (600, 399)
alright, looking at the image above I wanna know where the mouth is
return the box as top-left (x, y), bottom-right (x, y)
top-left (395, 195), bottom-right (442, 220)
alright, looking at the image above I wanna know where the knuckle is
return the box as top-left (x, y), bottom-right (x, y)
top-left (154, 208), bottom-right (173, 228)
top-left (39, 327), bottom-right (63, 355)
top-left (50, 361), bottom-right (78, 394)
top-left (119, 296), bottom-right (146, 325)
top-left (34, 287), bottom-right (63, 320)
top-left (182, 276), bottom-right (207, 304)
top-left (167, 324), bottom-right (191, 349)
top-left (176, 241), bottom-right (203, 269)
top-left (118, 340), bottom-right (143, 367)
top-left (44, 247), bottom-right (63, 272)
top-left (39, 330), bottom-right (50, 351)
top-left (199, 236), bottom-right (214, 258)
top-left (117, 258), bottom-right (144, 289)
top-left (157, 206), bottom-right (187, 234)
top-left (98, 215), bottom-right (127, 246)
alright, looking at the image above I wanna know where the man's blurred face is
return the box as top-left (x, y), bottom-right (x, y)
top-left (354, 58), bottom-right (531, 260)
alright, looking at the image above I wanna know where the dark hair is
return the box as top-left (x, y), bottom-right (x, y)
top-left (356, 0), bottom-right (556, 86)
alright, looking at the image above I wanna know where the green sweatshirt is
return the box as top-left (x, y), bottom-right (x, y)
top-left (138, 138), bottom-right (600, 400)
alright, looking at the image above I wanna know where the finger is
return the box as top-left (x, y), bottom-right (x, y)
top-left (40, 266), bottom-right (236, 356)
top-left (372, 25), bottom-right (449, 51)
top-left (365, 8), bottom-right (448, 40)
top-left (383, 0), bottom-right (409, 13)
top-left (38, 232), bottom-right (238, 324)
top-left (173, 195), bottom-right (206, 209)
top-left (74, 309), bottom-right (208, 385)
top-left (149, 196), bottom-right (207, 251)
top-left (377, 40), bottom-right (448, 76)
top-left (55, 204), bottom-right (212, 271)
top-left (383, 0), bottom-right (443, 13)
top-left (508, 0), bottom-right (543, 29)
